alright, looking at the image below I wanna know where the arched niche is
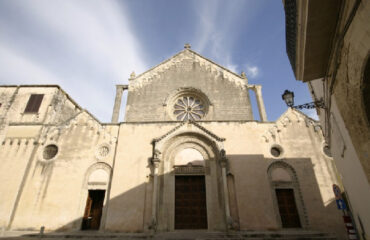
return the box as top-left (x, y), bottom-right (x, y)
top-left (270, 167), bottom-right (292, 182)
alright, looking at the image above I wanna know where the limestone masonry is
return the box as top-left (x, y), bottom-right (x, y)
top-left (0, 48), bottom-right (346, 238)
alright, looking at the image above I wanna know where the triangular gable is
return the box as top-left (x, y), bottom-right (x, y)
top-left (152, 120), bottom-right (225, 145)
top-left (261, 108), bottom-right (321, 143)
top-left (129, 49), bottom-right (249, 91)
top-left (39, 110), bottom-right (117, 145)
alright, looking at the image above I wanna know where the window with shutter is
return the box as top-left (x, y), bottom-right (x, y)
top-left (24, 94), bottom-right (44, 113)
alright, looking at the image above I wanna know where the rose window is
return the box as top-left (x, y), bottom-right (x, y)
top-left (173, 96), bottom-right (205, 121)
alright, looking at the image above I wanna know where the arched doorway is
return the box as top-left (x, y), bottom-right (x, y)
top-left (81, 164), bottom-right (111, 231)
top-left (156, 133), bottom-right (226, 231)
top-left (268, 161), bottom-right (307, 228)
top-left (174, 148), bottom-right (207, 229)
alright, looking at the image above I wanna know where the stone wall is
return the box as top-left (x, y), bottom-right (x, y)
top-left (321, 1), bottom-right (370, 235)
top-left (125, 50), bottom-right (254, 122)
top-left (105, 109), bottom-right (345, 238)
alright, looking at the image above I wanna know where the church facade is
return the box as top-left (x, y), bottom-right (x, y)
top-left (0, 47), bottom-right (346, 238)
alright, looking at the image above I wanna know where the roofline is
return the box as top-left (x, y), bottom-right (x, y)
top-left (0, 84), bottom-right (102, 124)
top-left (133, 48), bottom-right (248, 82)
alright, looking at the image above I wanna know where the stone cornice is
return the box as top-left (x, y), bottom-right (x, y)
top-left (152, 120), bottom-right (225, 144)
top-left (129, 49), bottom-right (249, 91)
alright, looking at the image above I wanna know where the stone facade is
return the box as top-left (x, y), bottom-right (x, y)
top-left (0, 48), bottom-right (346, 238)
top-left (284, 0), bottom-right (370, 237)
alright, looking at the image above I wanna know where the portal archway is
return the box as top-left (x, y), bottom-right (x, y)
top-left (156, 132), bottom-right (226, 231)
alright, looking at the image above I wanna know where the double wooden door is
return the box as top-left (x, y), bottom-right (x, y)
top-left (81, 190), bottom-right (105, 230)
top-left (175, 175), bottom-right (207, 229)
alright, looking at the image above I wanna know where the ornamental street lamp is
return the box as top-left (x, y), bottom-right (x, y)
top-left (282, 89), bottom-right (326, 110)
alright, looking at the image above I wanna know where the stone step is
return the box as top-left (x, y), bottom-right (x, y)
top-left (0, 231), bottom-right (337, 240)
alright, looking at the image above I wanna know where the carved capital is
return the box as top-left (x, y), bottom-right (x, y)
top-left (151, 149), bottom-right (161, 168)
top-left (219, 149), bottom-right (228, 168)
top-left (220, 158), bottom-right (228, 168)
top-left (151, 158), bottom-right (161, 168)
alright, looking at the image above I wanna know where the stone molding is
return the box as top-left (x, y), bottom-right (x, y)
top-left (261, 108), bottom-right (320, 143)
top-left (152, 121), bottom-right (225, 147)
top-left (174, 164), bottom-right (209, 175)
top-left (83, 162), bottom-right (112, 189)
top-left (39, 111), bottom-right (117, 146)
top-left (129, 50), bottom-right (249, 91)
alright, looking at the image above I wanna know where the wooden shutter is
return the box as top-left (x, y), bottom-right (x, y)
top-left (24, 94), bottom-right (44, 113)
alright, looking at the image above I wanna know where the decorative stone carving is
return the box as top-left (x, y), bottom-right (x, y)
top-left (99, 146), bottom-right (109, 157)
top-left (151, 149), bottom-right (161, 167)
top-left (95, 144), bottom-right (111, 160)
top-left (219, 150), bottom-right (228, 168)
top-left (152, 120), bottom-right (225, 145)
top-left (130, 50), bottom-right (248, 91)
top-left (174, 163), bottom-right (209, 175)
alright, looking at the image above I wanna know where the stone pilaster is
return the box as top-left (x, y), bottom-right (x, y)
top-left (219, 149), bottom-right (233, 230)
top-left (111, 85), bottom-right (128, 123)
top-left (249, 85), bottom-right (267, 122)
top-left (149, 150), bottom-right (161, 231)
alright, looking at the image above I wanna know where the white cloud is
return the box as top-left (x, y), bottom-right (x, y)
top-left (246, 65), bottom-right (259, 78)
top-left (0, 0), bottom-right (147, 122)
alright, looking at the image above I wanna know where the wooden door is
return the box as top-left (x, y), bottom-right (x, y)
top-left (175, 176), bottom-right (207, 229)
top-left (275, 188), bottom-right (301, 228)
top-left (81, 190), bottom-right (105, 230)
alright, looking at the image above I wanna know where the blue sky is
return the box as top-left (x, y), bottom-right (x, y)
top-left (0, 0), bottom-right (316, 122)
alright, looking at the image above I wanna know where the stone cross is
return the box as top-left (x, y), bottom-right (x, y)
top-left (184, 43), bottom-right (191, 49)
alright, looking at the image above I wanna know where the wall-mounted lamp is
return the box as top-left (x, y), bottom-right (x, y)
top-left (282, 90), bottom-right (326, 109)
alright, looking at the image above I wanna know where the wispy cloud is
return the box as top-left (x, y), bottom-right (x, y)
top-left (0, 0), bottom-right (147, 122)
top-left (192, 1), bottom-right (243, 71)
top-left (192, 0), bottom-right (261, 74)
top-left (246, 65), bottom-right (260, 78)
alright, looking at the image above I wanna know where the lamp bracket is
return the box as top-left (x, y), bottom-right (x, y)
top-left (293, 99), bottom-right (326, 110)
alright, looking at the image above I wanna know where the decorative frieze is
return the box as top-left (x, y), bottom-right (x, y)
top-left (129, 50), bottom-right (248, 91)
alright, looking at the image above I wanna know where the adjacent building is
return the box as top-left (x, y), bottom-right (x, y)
top-left (283, 0), bottom-right (370, 238)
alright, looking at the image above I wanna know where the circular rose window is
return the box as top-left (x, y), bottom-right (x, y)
top-left (173, 96), bottom-right (205, 121)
